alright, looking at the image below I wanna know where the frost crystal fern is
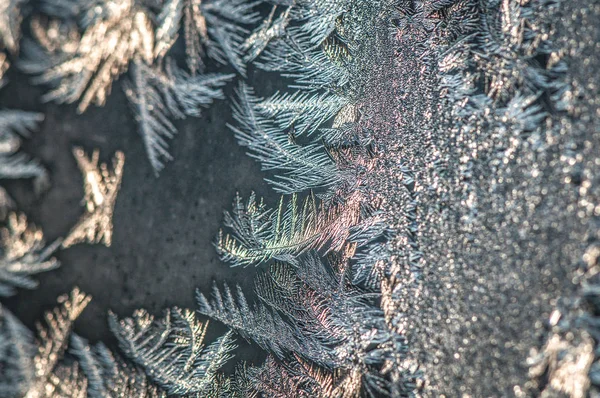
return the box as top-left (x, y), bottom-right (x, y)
top-left (0, 213), bottom-right (60, 297)
top-left (109, 307), bottom-right (236, 395)
top-left (22, 0), bottom-right (259, 174)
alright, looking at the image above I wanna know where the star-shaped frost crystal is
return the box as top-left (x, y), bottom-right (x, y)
top-left (63, 147), bottom-right (124, 248)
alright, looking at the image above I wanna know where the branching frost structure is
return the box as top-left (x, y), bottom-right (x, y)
top-left (0, 213), bottom-right (60, 297)
top-left (22, 0), bottom-right (259, 174)
top-left (124, 60), bottom-right (233, 174)
top-left (229, 83), bottom-right (340, 193)
top-left (155, 0), bottom-right (259, 75)
top-left (63, 147), bottom-right (125, 248)
top-left (0, 5), bottom-right (53, 208)
top-left (70, 335), bottom-right (165, 398)
top-left (197, 252), bottom-right (396, 396)
top-left (216, 191), bottom-right (361, 267)
top-left (0, 288), bottom-right (90, 397)
top-left (0, 289), bottom-right (168, 397)
top-left (109, 307), bottom-right (236, 395)
top-left (0, 291), bottom-right (238, 397)
top-left (0, 0), bottom-right (598, 396)
top-left (209, 0), bottom-right (600, 396)
top-left (0, 111), bottom-right (48, 198)
top-left (22, 0), bottom-right (154, 113)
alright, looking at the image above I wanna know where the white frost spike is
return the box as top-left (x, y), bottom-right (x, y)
top-left (242, 5), bottom-right (291, 63)
top-left (0, 53), bottom-right (8, 83)
top-left (229, 83), bottom-right (338, 193)
top-left (25, 288), bottom-right (91, 398)
top-left (125, 59), bottom-right (232, 174)
top-left (0, 110), bottom-right (48, 192)
top-left (0, 213), bottom-right (61, 297)
top-left (154, 0), bottom-right (184, 60)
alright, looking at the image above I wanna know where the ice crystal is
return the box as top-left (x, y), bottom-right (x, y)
top-left (528, 333), bottom-right (594, 398)
top-left (22, 0), bottom-right (154, 113)
top-left (242, 5), bottom-right (291, 63)
top-left (1, 289), bottom-right (165, 397)
top-left (21, 0), bottom-right (261, 174)
top-left (0, 304), bottom-right (35, 397)
top-left (0, 213), bottom-right (61, 297)
top-left (109, 307), bottom-right (236, 395)
top-left (197, 282), bottom-right (301, 359)
top-left (1, 288), bottom-right (92, 397)
top-left (216, 191), bottom-right (360, 267)
top-left (63, 147), bottom-right (124, 248)
top-left (210, 0), bottom-right (591, 395)
top-left (27, 288), bottom-right (91, 397)
top-left (0, 0), bottom-right (598, 396)
top-left (124, 59), bottom-right (232, 173)
top-left (229, 83), bottom-right (340, 193)
top-left (155, 0), bottom-right (259, 75)
top-left (199, 252), bottom-right (395, 396)
top-left (0, 110), bottom-right (48, 194)
top-left (231, 356), bottom-right (344, 397)
top-left (255, 25), bottom-right (351, 91)
top-left (70, 335), bottom-right (164, 397)
top-left (227, 1), bottom-right (358, 195)
top-left (0, 53), bottom-right (7, 83)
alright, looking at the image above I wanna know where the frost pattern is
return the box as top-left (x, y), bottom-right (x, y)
top-left (63, 147), bottom-right (125, 248)
top-left (208, 0), bottom-right (599, 396)
top-left (0, 289), bottom-right (167, 397)
top-left (21, 0), bottom-right (259, 174)
top-left (124, 60), bottom-right (232, 174)
top-left (1, 0), bottom-right (599, 397)
top-left (0, 213), bottom-right (60, 297)
top-left (109, 307), bottom-right (236, 395)
top-left (0, 111), bottom-right (48, 197)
